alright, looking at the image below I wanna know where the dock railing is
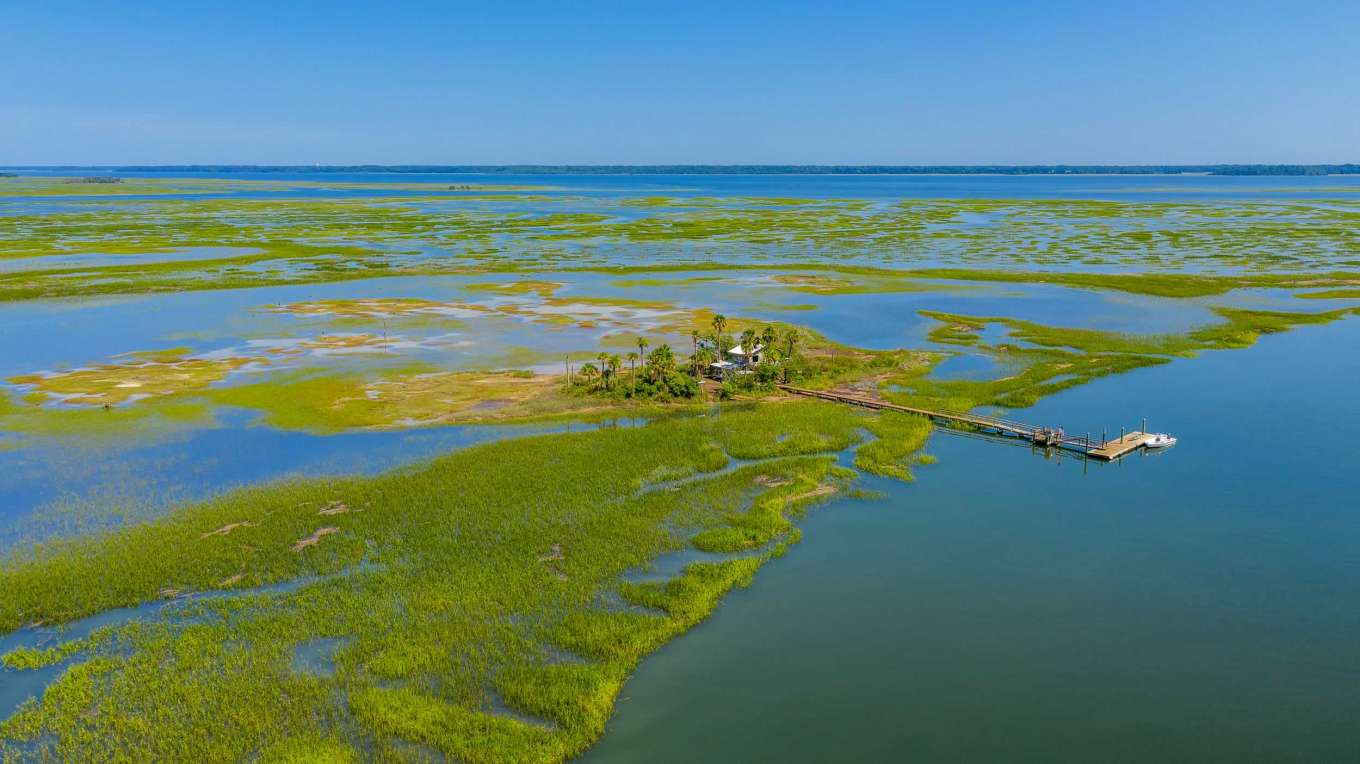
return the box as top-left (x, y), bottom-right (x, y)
top-left (777, 385), bottom-right (1134, 459)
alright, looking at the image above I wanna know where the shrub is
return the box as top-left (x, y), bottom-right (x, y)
top-left (662, 371), bottom-right (698, 399)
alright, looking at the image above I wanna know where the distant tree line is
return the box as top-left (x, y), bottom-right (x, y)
top-left (11, 164), bottom-right (1360, 176)
top-left (1208, 164), bottom-right (1360, 176)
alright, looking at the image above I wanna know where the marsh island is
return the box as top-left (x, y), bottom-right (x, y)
top-left (1, 172), bottom-right (1358, 762)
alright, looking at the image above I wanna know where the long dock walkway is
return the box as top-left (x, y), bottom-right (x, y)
top-left (777, 385), bottom-right (1156, 460)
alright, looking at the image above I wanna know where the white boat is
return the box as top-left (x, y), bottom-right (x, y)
top-left (1144, 433), bottom-right (1177, 449)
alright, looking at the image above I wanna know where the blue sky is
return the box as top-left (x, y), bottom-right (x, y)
top-left (2, 1), bottom-right (1356, 164)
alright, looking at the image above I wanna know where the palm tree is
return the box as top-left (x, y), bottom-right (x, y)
top-left (690, 330), bottom-right (701, 377)
top-left (645, 344), bottom-right (676, 382)
top-left (607, 354), bottom-right (621, 390)
top-left (694, 345), bottom-right (717, 372)
top-left (579, 362), bottom-right (599, 387)
top-left (781, 328), bottom-right (800, 383)
top-left (597, 352), bottom-right (610, 389)
top-left (626, 351), bottom-right (639, 391)
top-left (760, 326), bottom-right (778, 355)
top-left (636, 336), bottom-right (649, 364)
top-left (739, 328), bottom-right (757, 366)
top-left (711, 314), bottom-right (727, 357)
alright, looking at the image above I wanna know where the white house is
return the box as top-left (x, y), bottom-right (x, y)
top-left (726, 343), bottom-right (764, 367)
top-left (707, 343), bottom-right (768, 379)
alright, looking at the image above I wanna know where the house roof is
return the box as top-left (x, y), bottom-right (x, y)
top-left (727, 343), bottom-right (764, 356)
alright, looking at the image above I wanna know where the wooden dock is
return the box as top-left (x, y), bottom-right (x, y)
top-left (777, 385), bottom-right (1159, 461)
top-left (1084, 431), bottom-right (1152, 460)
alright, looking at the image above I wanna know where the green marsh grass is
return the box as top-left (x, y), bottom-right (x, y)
top-left (4, 190), bottom-right (1359, 302)
top-left (5, 183), bottom-right (1360, 761)
top-left (892, 306), bottom-right (1360, 414)
top-left (0, 401), bottom-right (902, 763)
top-left (854, 411), bottom-right (935, 480)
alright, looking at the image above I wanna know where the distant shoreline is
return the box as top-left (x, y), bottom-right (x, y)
top-left (3, 164), bottom-right (1359, 177)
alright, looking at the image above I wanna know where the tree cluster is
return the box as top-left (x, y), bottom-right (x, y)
top-left (571, 340), bottom-right (697, 401)
top-left (568, 314), bottom-right (807, 403)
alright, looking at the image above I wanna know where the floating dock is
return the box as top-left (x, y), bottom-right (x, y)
top-left (777, 385), bottom-right (1164, 461)
top-left (1084, 431), bottom-right (1153, 460)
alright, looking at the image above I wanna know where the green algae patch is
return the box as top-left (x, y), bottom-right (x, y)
top-left (0, 402), bottom-right (887, 762)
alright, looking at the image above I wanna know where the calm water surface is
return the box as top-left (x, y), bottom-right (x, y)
top-left (586, 319), bottom-right (1360, 762)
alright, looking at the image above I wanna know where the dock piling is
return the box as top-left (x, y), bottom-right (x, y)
top-left (777, 385), bottom-right (1164, 461)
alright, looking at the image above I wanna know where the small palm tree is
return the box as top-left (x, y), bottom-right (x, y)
top-left (695, 345), bottom-right (717, 372)
top-left (760, 325), bottom-right (778, 354)
top-left (690, 330), bottom-right (701, 377)
top-left (579, 362), bottom-right (599, 387)
top-left (636, 336), bottom-right (649, 363)
top-left (597, 352), bottom-right (610, 389)
top-left (626, 351), bottom-right (639, 390)
top-left (711, 314), bottom-right (727, 356)
top-left (607, 354), bottom-right (621, 390)
top-left (739, 328), bottom-right (757, 365)
top-left (782, 328), bottom-right (800, 382)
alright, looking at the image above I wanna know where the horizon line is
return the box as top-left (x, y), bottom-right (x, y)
top-left (4, 163), bottom-right (1360, 177)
